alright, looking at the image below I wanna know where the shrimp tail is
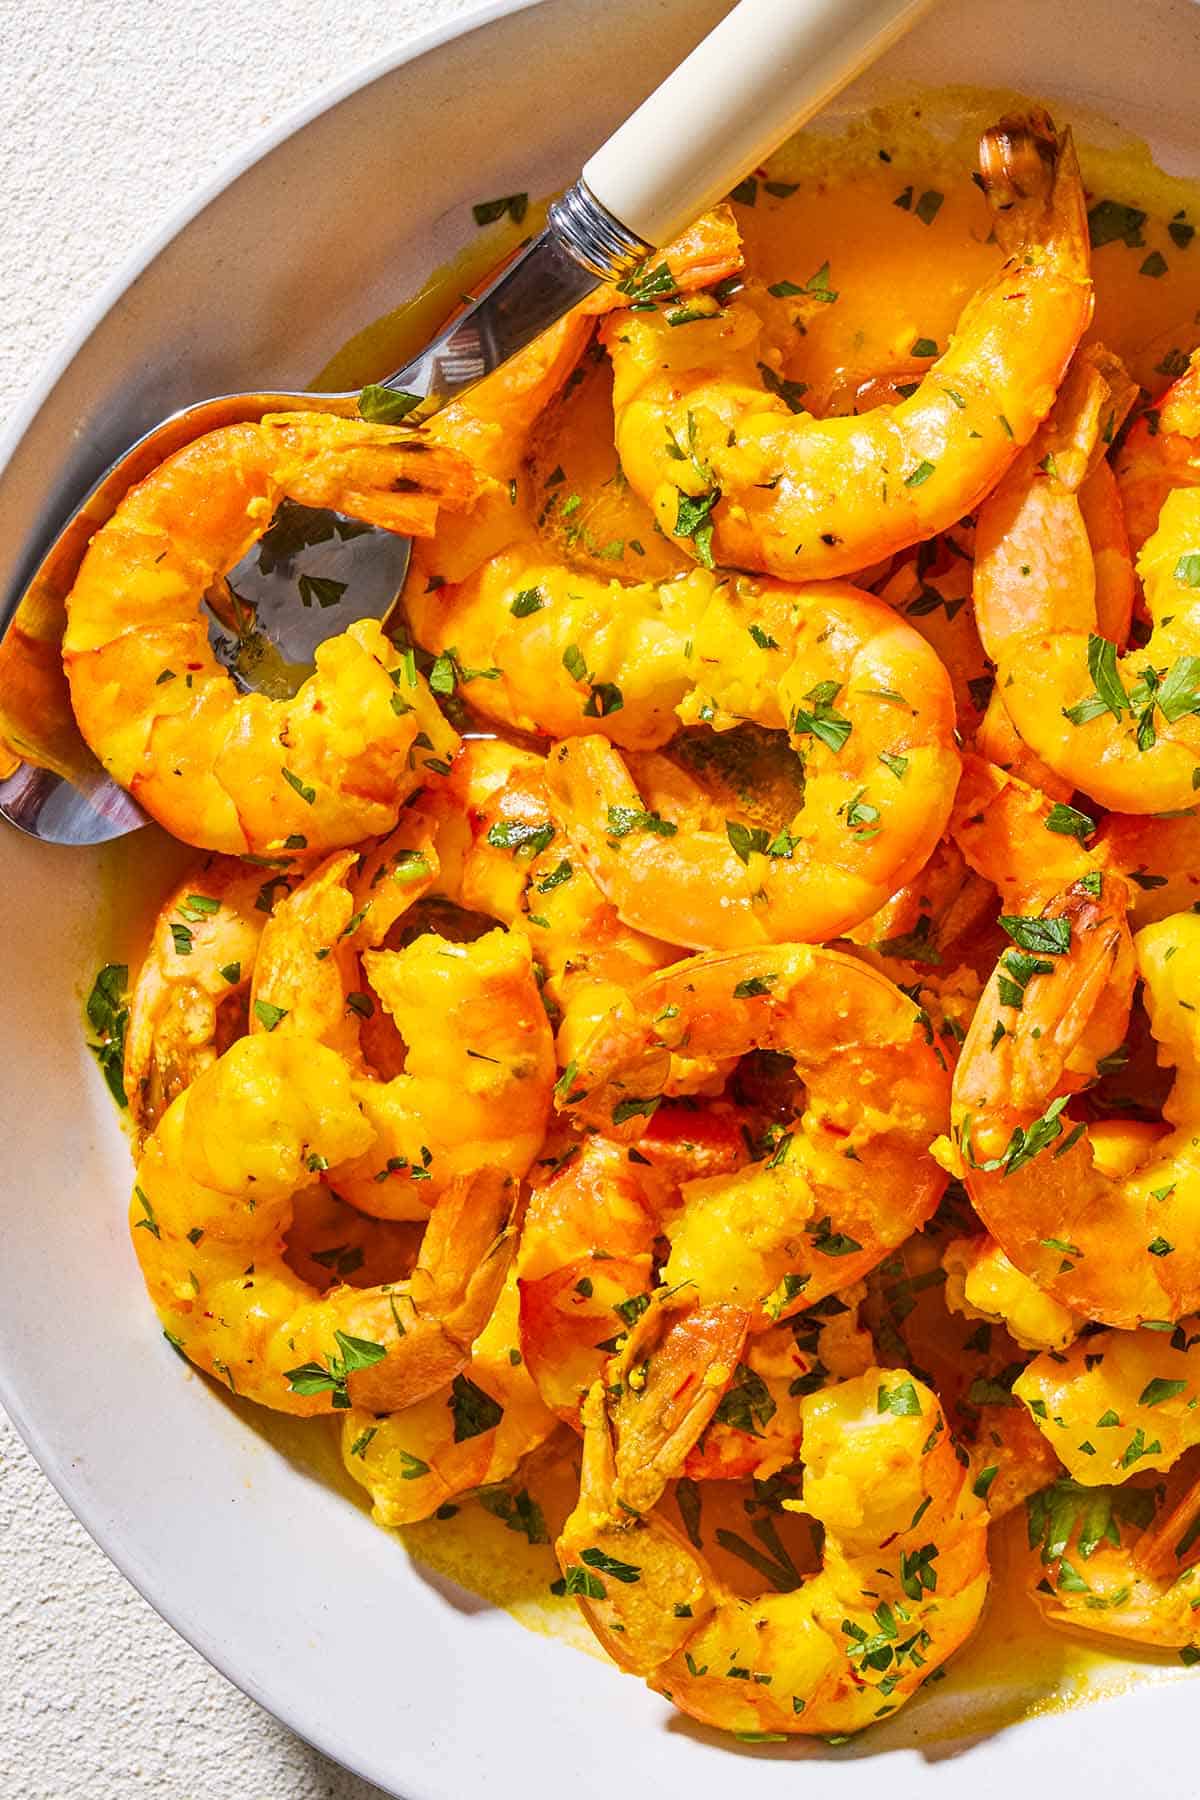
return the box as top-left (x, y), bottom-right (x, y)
top-left (345, 1165), bottom-right (518, 1412)
top-left (605, 1293), bottom-right (751, 1515)
top-left (980, 110), bottom-right (1088, 276)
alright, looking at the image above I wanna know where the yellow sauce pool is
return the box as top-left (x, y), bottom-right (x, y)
top-left (312, 87), bottom-right (1200, 413)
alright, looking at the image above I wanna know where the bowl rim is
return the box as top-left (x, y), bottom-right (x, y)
top-left (7, 3), bottom-right (1200, 1792)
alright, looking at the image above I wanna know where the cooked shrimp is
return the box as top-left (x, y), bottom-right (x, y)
top-left (936, 1124), bottom-right (1152, 1361)
top-left (125, 856), bottom-right (294, 1134)
top-left (602, 1283), bottom-right (876, 1498)
top-left (64, 413), bottom-right (476, 853)
top-left (332, 928), bottom-right (557, 1220)
top-left (953, 896), bottom-right (1200, 1329)
top-left (978, 336), bottom-right (1200, 810)
top-left (247, 833), bottom-right (438, 1087)
top-left (340, 1270), bottom-right (558, 1527)
top-left (583, 207), bottom-right (743, 318)
top-left (1022, 1464), bottom-right (1200, 1651)
top-left (563, 944), bottom-right (950, 1317)
top-left (1099, 807), bottom-right (1200, 927)
top-left (874, 526), bottom-right (993, 737)
top-left (239, 750), bottom-right (676, 1219)
top-left (518, 1104), bottom-right (873, 1480)
top-left (547, 578), bottom-right (959, 951)
top-left (407, 555), bottom-right (714, 752)
top-left (1080, 455), bottom-right (1139, 644)
top-left (974, 345), bottom-right (1137, 668)
top-left (973, 691), bottom-right (1076, 801)
top-left (842, 836), bottom-right (999, 1057)
top-left (949, 758), bottom-right (1133, 1100)
top-left (943, 1235), bottom-right (1081, 1353)
top-left (874, 517), bottom-right (1081, 796)
top-left (1114, 350), bottom-right (1200, 561)
top-left (409, 738), bottom-right (690, 1064)
top-left (556, 1367), bottom-right (988, 1736)
top-left (687, 1300), bottom-right (876, 1484)
top-left (344, 737), bottom-right (729, 1093)
top-left (517, 1107), bottom-right (749, 1422)
top-left (1015, 1316), bottom-right (1200, 1486)
top-left (606, 111), bottom-right (1091, 582)
top-left (864, 1212), bottom-right (1061, 1520)
top-left (131, 1031), bottom-right (516, 1413)
top-left (250, 849), bottom-right (368, 1066)
top-left (594, 1290), bottom-right (754, 1515)
top-left (403, 218), bottom-right (743, 748)
top-left (950, 752), bottom-right (1102, 910)
top-left (245, 847), bottom-right (557, 1218)
top-left (995, 455), bottom-right (1200, 809)
top-left (971, 435), bottom-right (1131, 804)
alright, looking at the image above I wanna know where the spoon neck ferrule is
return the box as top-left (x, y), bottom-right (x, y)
top-left (547, 179), bottom-right (651, 283)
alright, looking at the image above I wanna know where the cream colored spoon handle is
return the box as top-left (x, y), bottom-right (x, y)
top-left (583, 0), bottom-right (935, 247)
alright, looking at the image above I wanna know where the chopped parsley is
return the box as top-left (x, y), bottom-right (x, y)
top-left (605, 805), bottom-right (677, 839)
top-left (281, 766), bottom-right (316, 806)
top-left (769, 262), bottom-right (838, 305)
top-left (611, 1095), bottom-right (662, 1127)
top-left (790, 679), bottom-right (852, 752)
top-left (618, 258), bottom-right (678, 300)
top-left (297, 574), bottom-right (347, 610)
top-left (757, 362), bottom-right (809, 413)
top-left (472, 193), bottom-right (528, 226)
top-left (486, 818), bottom-right (556, 856)
top-left (1045, 801), bottom-right (1096, 841)
top-left (1086, 199), bottom-right (1147, 250)
top-left (358, 384), bottom-right (423, 423)
top-left (284, 1331), bottom-right (387, 1410)
top-left (85, 963), bottom-right (130, 1108)
top-left (877, 1377), bottom-right (922, 1417)
top-left (450, 1374), bottom-right (504, 1441)
top-left (998, 914), bottom-right (1072, 956)
top-left (478, 1485), bottom-right (549, 1544)
top-left (713, 1363), bottom-right (777, 1436)
top-left (673, 486), bottom-right (721, 566)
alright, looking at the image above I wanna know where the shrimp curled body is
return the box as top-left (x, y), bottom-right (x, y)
top-left (977, 348), bottom-right (1200, 812)
top-left (557, 1368), bottom-right (988, 1735)
top-left (131, 1032), bottom-right (516, 1414)
top-left (954, 896), bottom-right (1200, 1329)
top-left (606, 111), bottom-right (1091, 581)
top-left (64, 413), bottom-right (478, 853)
top-left (548, 579), bottom-right (959, 951)
top-left (564, 943), bottom-right (951, 1316)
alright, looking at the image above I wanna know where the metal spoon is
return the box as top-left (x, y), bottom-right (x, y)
top-left (0, 0), bottom-right (933, 847)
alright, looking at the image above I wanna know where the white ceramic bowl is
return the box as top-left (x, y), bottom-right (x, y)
top-left (4, 0), bottom-right (1200, 1793)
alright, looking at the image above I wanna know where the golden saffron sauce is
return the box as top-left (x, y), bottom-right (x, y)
top-left (313, 90), bottom-right (1200, 414)
top-left (100, 88), bottom-right (1200, 1750)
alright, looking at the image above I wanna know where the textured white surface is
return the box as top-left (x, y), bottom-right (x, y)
top-left (0, 4), bottom-right (484, 1796)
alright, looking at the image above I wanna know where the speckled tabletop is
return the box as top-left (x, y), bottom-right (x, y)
top-left (0, 5), bottom-right (486, 1795)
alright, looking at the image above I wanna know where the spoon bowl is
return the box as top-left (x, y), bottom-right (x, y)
top-left (0, 217), bottom-right (614, 845)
